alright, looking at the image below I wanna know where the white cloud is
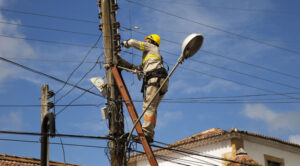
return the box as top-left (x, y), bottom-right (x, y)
top-left (0, 111), bottom-right (24, 130)
top-left (243, 104), bottom-right (300, 131)
top-left (289, 135), bottom-right (300, 145)
top-left (157, 110), bottom-right (182, 129)
top-left (0, 8), bottom-right (37, 86)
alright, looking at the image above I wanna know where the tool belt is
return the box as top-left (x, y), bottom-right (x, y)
top-left (141, 68), bottom-right (168, 96)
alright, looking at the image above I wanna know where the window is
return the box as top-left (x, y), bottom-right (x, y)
top-left (264, 154), bottom-right (284, 166)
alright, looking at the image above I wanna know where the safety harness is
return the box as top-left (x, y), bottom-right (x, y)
top-left (141, 67), bottom-right (168, 96)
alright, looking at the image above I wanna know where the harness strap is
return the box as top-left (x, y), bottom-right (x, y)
top-left (142, 54), bottom-right (161, 64)
top-left (141, 68), bottom-right (168, 96)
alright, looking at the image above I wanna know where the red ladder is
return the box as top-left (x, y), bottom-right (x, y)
top-left (111, 66), bottom-right (158, 166)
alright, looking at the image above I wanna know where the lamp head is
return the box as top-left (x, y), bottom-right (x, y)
top-left (180, 33), bottom-right (204, 63)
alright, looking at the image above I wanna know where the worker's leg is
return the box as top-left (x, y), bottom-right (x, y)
top-left (142, 78), bottom-right (168, 139)
top-left (142, 78), bottom-right (160, 139)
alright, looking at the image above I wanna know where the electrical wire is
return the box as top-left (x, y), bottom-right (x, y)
top-left (0, 34), bottom-right (102, 48)
top-left (0, 8), bottom-right (98, 24)
top-left (0, 56), bottom-right (104, 64)
top-left (56, 52), bottom-right (104, 102)
top-left (132, 149), bottom-right (214, 166)
top-left (122, 49), bottom-right (300, 101)
top-left (55, 86), bottom-right (105, 116)
top-left (0, 56), bottom-right (103, 97)
top-left (152, 140), bottom-right (222, 165)
top-left (179, 65), bottom-right (300, 100)
top-left (0, 130), bottom-right (112, 140)
top-left (149, 143), bottom-right (259, 166)
top-left (55, 34), bottom-right (103, 96)
top-left (56, 130), bottom-right (66, 165)
top-left (0, 138), bottom-right (108, 149)
top-left (162, 92), bottom-right (300, 100)
top-left (158, 48), bottom-right (300, 90)
top-left (0, 104), bottom-right (102, 108)
top-left (128, 0), bottom-right (300, 57)
top-left (0, 20), bottom-right (98, 37)
top-left (142, 0), bottom-right (300, 15)
top-left (123, 27), bottom-right (300, 81)
top-left (201, 49), bottom-right (300, 80)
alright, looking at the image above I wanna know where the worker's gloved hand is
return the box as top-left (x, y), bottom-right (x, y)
top-left (121, 40), bottom-right (130, 48)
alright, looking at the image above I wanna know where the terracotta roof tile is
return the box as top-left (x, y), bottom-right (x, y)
top-left (0, 154), bottom-right (79, 166)
top-left (227, 149), bottom-right (261, 166)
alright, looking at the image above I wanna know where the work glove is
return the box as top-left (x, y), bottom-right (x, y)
top-left (121, 40), bottom-right (130, 48)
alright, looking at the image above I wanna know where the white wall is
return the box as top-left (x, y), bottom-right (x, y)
top-left (136, 140), bottom-right (232, 166)
top-left (244, 140), bottom-right (300, 166)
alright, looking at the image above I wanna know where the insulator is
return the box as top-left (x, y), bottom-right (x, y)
top-left (47, 91), bottom-right (55, 99)
top-left (115, 33), bottom-right (121, 40)
top-left (99, 24), bottom-right (103, 31)
top-left (48, 102), bottom-right (55, 109)
top-left (113, 22), bottom-right (120, 29)
top-left (98, 12), bottom-right (102, 19)
top-left (97, 0), bottom-right (101, 7)
top-left (115, 46), bottom-right (121, 52)
top-left (113, 40), bottom-right (118, 46)
top-left (112, 4), bottom-right (119, 12)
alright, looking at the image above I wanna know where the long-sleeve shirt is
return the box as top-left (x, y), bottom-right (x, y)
top-left (127, 39), bottom-right (164, 75)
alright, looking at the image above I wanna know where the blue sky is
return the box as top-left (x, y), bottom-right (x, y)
top-left (0, 0), bottom-right (300, 165)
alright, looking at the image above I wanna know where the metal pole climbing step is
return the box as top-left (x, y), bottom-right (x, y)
top-left (111, 66), bottom-right (158, 166)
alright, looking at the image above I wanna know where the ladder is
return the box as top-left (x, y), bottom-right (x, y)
top-left (111, 66), bottom-right (158, 166)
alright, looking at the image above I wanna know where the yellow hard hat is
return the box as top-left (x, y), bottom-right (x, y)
top-left (145, 34), bottom-right (161, 46)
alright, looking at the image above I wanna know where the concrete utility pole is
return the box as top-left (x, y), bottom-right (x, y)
top-left (40, 85), bottom-right (49, 166)
top-left (40, 85), bottom-right (55, 166)
top-left (98, 0), bottom-right (125, 165)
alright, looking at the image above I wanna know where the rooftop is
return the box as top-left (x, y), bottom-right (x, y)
top-left (0, 154), bottom-right (80, 166)
top-left (129, 128), bottom-right (300, 161)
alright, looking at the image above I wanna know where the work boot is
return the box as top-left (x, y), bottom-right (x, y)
top-left (133, 135), bottom-right (153, 143)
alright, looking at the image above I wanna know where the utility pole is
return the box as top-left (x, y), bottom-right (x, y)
top-left (98, 0), bottom-right (125, 165)
top-left (40, 85), bottom-right (54, 166)
top-left (41, 85), bottom-right (49, 166)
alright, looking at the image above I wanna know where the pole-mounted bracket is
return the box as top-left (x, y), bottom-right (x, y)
top-left (111, 4), bottom-right (119, 12)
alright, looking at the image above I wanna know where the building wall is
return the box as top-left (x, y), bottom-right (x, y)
top-left (244, 140), bottom-right (300, 166)
top-left (136, 140), bottom-right (232, 166)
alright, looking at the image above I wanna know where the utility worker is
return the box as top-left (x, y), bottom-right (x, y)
top-left (121, 34), bottom-right (168, 142)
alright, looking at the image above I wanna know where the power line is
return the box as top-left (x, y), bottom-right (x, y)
top-left (128, 0), bottom-right (300, 57)
top-left (150, 143), bottom-right (258, 166)
top-left (0, 20), bottom-right (98, 37)
top-left (0, 56), bottom-right (104, 64)
top-left (124, 27), bottom-right (300, 81)
top-left (0, 34), bottom-right (102, 48)
top-left (56, 53), bottom-right (104, 102)
top-left (179, 65), bottom-right (300, 100)
top-left (0, 56), bottom-right (103, 97)
top-left (131, 150), bottom-right (191, 166)
top-left (0, 104), bottom-right (101, 108)
top-left (122, 26), bottom-right (300, 44)
top-left (143, 0), bottom-right (300, 15)
top-left (55, 87), bottom-right (105, 116)
top-left (0, 138), bottom-right (108, 149)
top-left (201, 49), bottom-right (300, 80)
top-left (55, 34), bottom-right (102, 96)
top-left (0, 130), bottom-right (112, 140)
top-left (191, 59), bottom-right (300, 91)
top-left (158, 48), bottom-right (300, 91)
top-left (0, 8), bottom-right (98, 24)
top-left (163, 92), bottom-right (300, 100)
top-left (122, 49), bottom-right (300, 101)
